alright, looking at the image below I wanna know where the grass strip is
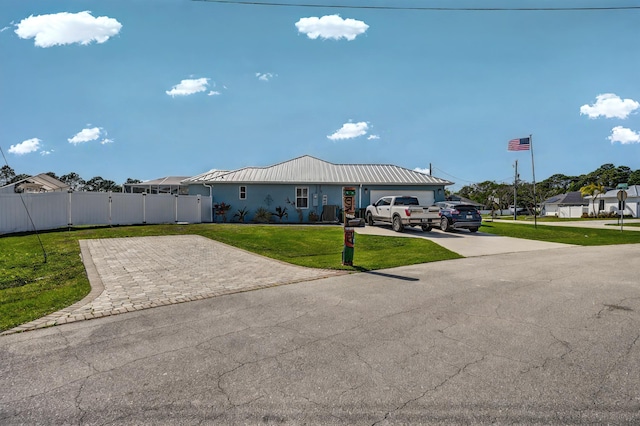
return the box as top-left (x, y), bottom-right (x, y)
top-left (480, 221), bottom-right (640, 245)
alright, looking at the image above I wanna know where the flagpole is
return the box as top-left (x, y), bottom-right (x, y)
top-left (530, 134), bottom-right (537, 228)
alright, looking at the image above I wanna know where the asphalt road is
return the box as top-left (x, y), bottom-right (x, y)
top-left (2, 244), bottom-right (640, 425)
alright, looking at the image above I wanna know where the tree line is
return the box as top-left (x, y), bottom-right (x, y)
top-left (457, 163), bottom-right (640, 210)
top-left (0, 165), bottom-right (141, 192)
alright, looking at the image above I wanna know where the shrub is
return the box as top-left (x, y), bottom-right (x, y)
top-left (253, 207), bottom-right (272, 223)
top-left (233, 207), bottom-right (250, 223)
top-left (273, 206), bottom-right (288, 223)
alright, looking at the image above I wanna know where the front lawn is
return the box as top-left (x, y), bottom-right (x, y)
top-left (480, 221), bottom-right (640, 245)
top-left (0, 224), bottom-right (461, 332)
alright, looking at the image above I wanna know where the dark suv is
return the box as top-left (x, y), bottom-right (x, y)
top-left (436, 202), bottom-right (482, 232)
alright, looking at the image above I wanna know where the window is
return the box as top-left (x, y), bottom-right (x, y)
top-left (599, 199), bottom-right (605, 211)
top-left (296, 187), bottom-right (309, 209)
top-left (239, 186), bottom-right (246, 200)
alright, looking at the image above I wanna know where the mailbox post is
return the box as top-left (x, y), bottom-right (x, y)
top-left (342, 187), bottom-right (356, 266)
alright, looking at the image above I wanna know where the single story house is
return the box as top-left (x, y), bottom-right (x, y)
top-left (588, 185), bottom-right (640, 217)
top-left (540, 191), bottom-right (588, 218)
top-left (185, 155), bottom-right (453, 223)
top-left (0, 173), bottom-right (69, 194)
top-left (122, 176), bottom-right (191, 195)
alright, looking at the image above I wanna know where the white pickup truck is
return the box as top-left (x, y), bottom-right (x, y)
top-left (365, 196), bottom-right (441, 232)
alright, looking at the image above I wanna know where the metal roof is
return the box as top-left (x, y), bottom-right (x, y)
top-left (0, 173), bottom-right (69, 192)
top-left (185, 156), bottom-right (453, 186)
top-left (134, 176), bottom-right (191, 186)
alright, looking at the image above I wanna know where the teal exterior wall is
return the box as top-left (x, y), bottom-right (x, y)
top-left (189, 182), bottom-right (447, 223)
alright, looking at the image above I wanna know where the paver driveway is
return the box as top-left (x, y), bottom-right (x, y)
top-left (4, 235), bottom-right (345, 334)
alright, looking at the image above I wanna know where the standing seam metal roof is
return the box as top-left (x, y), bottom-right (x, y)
top-left (185, 155), bottom-right (453, 186)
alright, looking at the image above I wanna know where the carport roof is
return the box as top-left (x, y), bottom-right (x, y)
top-left (185, 155), bottom-right (453, 186)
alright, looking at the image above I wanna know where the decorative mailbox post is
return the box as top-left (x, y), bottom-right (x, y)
top-left (342, 187), bottom-right (356, 266)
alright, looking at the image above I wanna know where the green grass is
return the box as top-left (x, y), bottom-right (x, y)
top-left (0, 224), bottom-right (461, 332)
top-left (480, 221), bottom-right (640, 245)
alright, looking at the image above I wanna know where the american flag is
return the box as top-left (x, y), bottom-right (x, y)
top-left (508, 137), bottom-right (531, 151)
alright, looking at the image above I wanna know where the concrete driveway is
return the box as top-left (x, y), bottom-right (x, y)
top-left (2, 242), bottom-right (640, 424)
top-left (356, 224), bottom-right (571, 257)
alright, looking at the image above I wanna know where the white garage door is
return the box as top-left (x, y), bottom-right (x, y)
top-left (370, 190), bottom-right (435, 207)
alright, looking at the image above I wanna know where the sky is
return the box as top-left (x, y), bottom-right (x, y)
top-left (2, 0), bottom-right (640, 191)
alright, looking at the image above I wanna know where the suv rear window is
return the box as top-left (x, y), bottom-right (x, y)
top-left (455, 205), bottom-right (477, 212)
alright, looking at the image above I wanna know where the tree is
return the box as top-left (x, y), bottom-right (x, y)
top-left (60, 172), bottom-right (85, 191)
top-left (84, 176), bottom-right (120, 192)
top-left (44, 171), bottom-right (60, 180)
top-left (0, 165), bottom-right (16, 186)
top-left (125, 178), bottom-right (142, 184)
top-left (580, 183), bottom-right (605, 216)
top-left (629, 170), bottom-right (640, 185)
top-left (9, 174), bottom-right (30, 184)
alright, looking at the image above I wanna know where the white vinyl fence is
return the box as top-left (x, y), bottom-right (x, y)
top-left (0, 192), bottom-right (213, 235)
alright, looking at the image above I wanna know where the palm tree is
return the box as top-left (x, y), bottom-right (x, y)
top-left (580, 183), bottom-right (605, 216)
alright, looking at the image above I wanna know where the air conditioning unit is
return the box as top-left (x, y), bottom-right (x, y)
top-left (321, 205), bottom-right (339, 222)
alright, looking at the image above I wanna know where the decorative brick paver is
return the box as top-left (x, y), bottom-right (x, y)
top-left (3, 235), bottom-right (346, 334)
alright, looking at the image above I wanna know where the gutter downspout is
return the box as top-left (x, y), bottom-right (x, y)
top-left (359, 184), bottom-right (363, 217)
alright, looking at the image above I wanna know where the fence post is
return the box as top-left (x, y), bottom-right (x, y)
top-left (68, 190), bottom-right (73, 226)
top-left (108, 191), bottom-right (112, 226)
top-left (143, 193), bottom-right (147, 224)
top-left (175, 194), bottom-right (179, 223)
top-left (197, 195), bottom-right (201, 223)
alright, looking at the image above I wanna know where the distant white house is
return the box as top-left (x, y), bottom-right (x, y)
top-left (0, 174), bottom-right (69, 194)
top-left (587, 185), bottom-right (640, 218)
top-left (540, 191), bottom-right (588, 218)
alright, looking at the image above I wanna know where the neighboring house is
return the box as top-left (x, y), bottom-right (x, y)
top-left (0, 174), bottom-right (69, 194)
top-left (540, 191), bottom-right (588, 218)
top-left (590, 185), bottom-right (640, 218)
top-left (185, 155), bottom-right (453, 223)
top-left (123, 176), bottom-right (191, 195)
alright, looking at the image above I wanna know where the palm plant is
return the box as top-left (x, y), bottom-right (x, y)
top-left (253, 207), bottom-right (272, 223)
top-left (273, 206), bottom-right (288, 223)
top-left (233, 207), bottom-right (250, 223)
top-left (580, 183), bottom-right (605, 216)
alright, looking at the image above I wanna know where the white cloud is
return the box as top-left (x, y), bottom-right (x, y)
top-left (327, 121), bottom-right (369, 141)
top-left (608, 126), bottom-right (640, 144)
top-left (580, 93), bottom-right (639, 119)
top-left (166, 78), bottom-right (209, 97)
top-left (414, 167), bottom-right (430, 175)
top-left (1, 26), bottom-right (10, 32)
top-left (68, 127), bottom-right (101, 144)
top-left (256, 72), bottom-right (276, 81)
top-left (15, 11), bottom-right (122, 48)
top-left (100, 138), bottom-right (114, 145)
top-left (367, 134), bottom-right (380, 140)
top-left (295, 15), bottom-right (369, 41)
top-left (8, 138), bottom-right (41, 155)
top-left (208, 90), bottom-right (221, 96)
top-left (40, 149), bottom-right (53, 156)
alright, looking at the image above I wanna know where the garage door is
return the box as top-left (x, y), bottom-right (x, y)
top-left (370, 190), bottom-right (435, 207)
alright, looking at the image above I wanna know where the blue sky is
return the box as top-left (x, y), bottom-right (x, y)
top-left (2, 0), bottom-right (640, 191)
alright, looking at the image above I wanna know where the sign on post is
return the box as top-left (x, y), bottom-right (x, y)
top-left (617, 190), bottom-right (627, 231)
top-left (342, 187), bottom-right (356, 266)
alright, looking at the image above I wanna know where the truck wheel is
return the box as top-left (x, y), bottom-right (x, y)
top-left (469, 227), bottom-right (478, 233)
top-left (367, 212), bottom-right (374, 226)
top-left (392, 215), bottom-right (404, 232)
top-left (440, 217), bottom-right (451, 232)
top-left (421, 225), bottom-right (432, 232)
